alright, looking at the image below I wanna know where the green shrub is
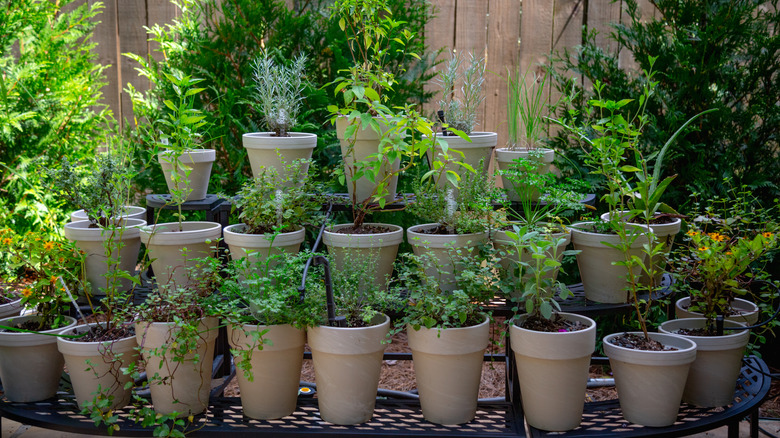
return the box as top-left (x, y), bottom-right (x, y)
top-left (0, 0), bottom-right (108, 234)
top-left (551, 0), bottom-right (779, 208)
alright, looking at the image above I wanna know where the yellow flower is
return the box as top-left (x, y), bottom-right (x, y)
top-left (21, 288), bottom-right (33, 298)
top-left (2, 237), bottom-right (11, 245)
top-left (762, 232), bottom-right (774, 239)
top-left (43, 241), bottom-right (55, 251)
top-left (707, 232), bottom-right (726, 242)
top-left (698, 246), bottom-right (709, 251)
top-left (686, 230), bottom-right (699, 236)
top-left (49, 276), bottom-right (58, 285)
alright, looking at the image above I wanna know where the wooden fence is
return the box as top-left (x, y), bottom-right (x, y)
top-left (75, 0), bottom-right (655, 146)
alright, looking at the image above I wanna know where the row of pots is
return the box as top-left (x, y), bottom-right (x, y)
top-left (0, 309), bottom-right (752, 430)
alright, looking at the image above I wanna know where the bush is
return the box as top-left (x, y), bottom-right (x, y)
top-left (0, 0), bottom-right (109, 234)
top-left (551, 0), bottom-right (780, 208)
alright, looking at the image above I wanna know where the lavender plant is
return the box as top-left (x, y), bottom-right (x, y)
top-left (437, 51), bottom-right (486, 135)
top-left (252, 51), bottom-right (308, 137)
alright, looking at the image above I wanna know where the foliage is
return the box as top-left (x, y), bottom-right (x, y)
top-left (252, 51), bottom-right (308, 136)
top-left (673, 189), bottom-right (780, 324)
top-left (0, 0), bottom-right (109, 234)
top-left (328, 250), bottom-right (404, 327)
top-left (506, 65), bottom-right (554, 149)
top-left (125, 0), bottom-right (437, 200)
top-left (48, 155), bottom-right (134, 227)
top-left (0, 228), bottom-right (84, 330)
top-left (551, 0), bottom-right (780, 207)
top-left (498, 153), bottom-right (588, 228)
top-left (437, 52), bottom-right (486, 135)
top-left (394, 248), bottom-right (498, 331)
top-left (498, 224), bottom-right (579, 319)
top-left (407, 159), bottom-right (503, 234)
top-left (233, 159), bottom-right (322, 234)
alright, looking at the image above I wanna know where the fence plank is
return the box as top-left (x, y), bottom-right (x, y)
top-left (518, 0), bottom-right (554, 141)
top-left (454, 0), bottom-right (489, 129)
top-left (587, 0), bottom-right (622, 55)
top-left (88, 0), bottom-right (120, 122)
top-left (116, 0), bottom-right (148, 126)
top-left (485, 0), bottom-right (521, 148)
top-left (424, 0), bottom-right (457, 116)
top-left (146, 0), bottom-right (180, 63)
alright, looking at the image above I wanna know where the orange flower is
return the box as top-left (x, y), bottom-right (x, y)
top-left (698, 246), bottom-right (710, 251)
top-left (43, 241), bottom-right (55, 251)
top-left (49, 275), bottom-right (58, 285)
top-left (1, 237), bottom-right (11, 245)
top-left (686, 230), bottom-right (699, 236)
top-left (726, 251), bottom-right (733, 255)
top-left (21, 288), bottom-right (32, 298)
top-left (762, 232), bottom-right (774, 239)
top-left (707, 232), bottom-right (726, 242)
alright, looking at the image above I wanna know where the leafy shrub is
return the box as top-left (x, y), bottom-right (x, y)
top-left (551, 0), bottom-right (780, 208)
top-left (0, 0), bottom-right (108, 234)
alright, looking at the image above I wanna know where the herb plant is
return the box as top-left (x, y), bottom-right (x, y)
top-left (506, 66), bottom-right (554, 150)
top-left (437, 52), bottom-right (486, 135)
top-left (252, 51), bottom-right (308, 137)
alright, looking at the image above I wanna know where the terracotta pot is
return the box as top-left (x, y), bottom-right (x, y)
top-left (158, 149), bottom-right (216, 202)
top-left (0, 315), bottom-right (77, 402)
top-left (406, 223), bottom-right (489, 292)
top-left (510, 313), bottom-right (596, 431)
top-left (322, 223), bottom-right (402, 291)
top-left (603, 331), bottom-right (697, 427)
top-left (135, 317), bottom-right (219, 416)
top-left (495, 147), bottom-right (555, 202)
top-left (242, 132), bottom-right (317, 185)
top-left (307, 314), bottom-right (389, 425)
top-left (428, 132), bottom-right (497, 198)
top-left (570, 221), bottom-right (648, 303)
top-left (336, 117), bottom-right (398, 204)
top-left (223, 224), bottom-right (305, 266)
top-left (70, 206), bottom-right (146, 222)
top-left (675, 296), bottom-right (760, 326)
top-left (228, 323), bottom-right (305, 419)
top-left (64, 218), bottom-right (145, 296)
top-left (57, 323), bottom-right (138, 410)
top-left (407, 316), bottom-right (489, 425)
top-left (492, 225), bottom-right (571, 300)
top-left (659, 318), bottom-right (749, 407)
top-left (139, 221), bottom-right (222, 290)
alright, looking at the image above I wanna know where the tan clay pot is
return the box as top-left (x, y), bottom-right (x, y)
top-left (407, 316), bottom-right (490, 425)
top-left (323, 223), bottom-right (402, 291)
top-left (223, 224), bottom-right (305, 266)
top-left (242, 132), bottom-right (316, 184)
top-left (0, 315), bottom-right (77, 402)
top-left (57, 322), bottom-right (138, 410)
top-left (510, 313), bottom-right (596, 431)
top-left (659, 318), bottom-right (749, 407)
top-left (336, 117), bottom-right (398, 204)
top-left (675, 296), bottom-right (759, 326)
top-left (495, 147), bottom-right (555, 202)
top-left (307, 314), bottom-right (389, 425)
top-left (135, 317), bottom-right (218, 416)
top-left (158, 149), bottom-right (216, 202)
top-left (603, 331), bottom-right (697, 427)
top-left (228, 323), bottom-right (305, 419)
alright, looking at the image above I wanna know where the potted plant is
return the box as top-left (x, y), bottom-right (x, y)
top-left (305, 251), bottom-right (403, 425)
top-left (156, 71), bottom-right (215, 202)
top-left (323, 0), bottom-right (436, 290)
top-left (406, 161), bottom-right (501, 292)
top-left (393, 249), bottom-right (496, 425)
top-left (431, 51), bottom-right (496, 193)
top-left (0, 230), bottom-right (82, 402)
top-left (140, 73), bottom-right (221, 289)
top-left (242, 51), bottom-right (317, 181)
top-left (499, 226), bottom-right (594, 431)
top-left (213, 252), bottom-right (321, 420)
top-left (658, 195), bottom-right (778, 408)
top-left (568, 65), bottom-right (698, 427)
top-left (224, 159), bottom-right (322, 268)
top-left (132, 258), bottom-right (220, 417)
top-left (52, 154), bottom-right (146, 297)
top-left (492, 161), bottom-right (588, 298)
top-left (496, 65), bottom-right (557, 202)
